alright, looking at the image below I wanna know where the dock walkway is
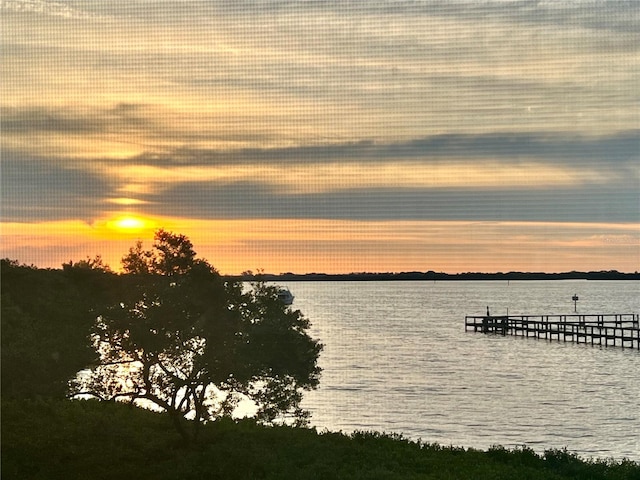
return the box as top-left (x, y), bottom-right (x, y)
top-left (465, 314), bottom-right (640, 350)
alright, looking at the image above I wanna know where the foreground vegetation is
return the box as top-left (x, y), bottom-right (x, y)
top-left (3, 399), bottom-right (639, 480)
top-left (3, 236), bottom-right (639, 479)
top-left (2, 230), bottom-right (322, 444)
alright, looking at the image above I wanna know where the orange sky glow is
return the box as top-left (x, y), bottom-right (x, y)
top-left (2, 217), bottom-right (638, 275)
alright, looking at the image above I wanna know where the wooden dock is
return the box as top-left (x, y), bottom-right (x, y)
top-left (465, 314), bottom-right (640, 350)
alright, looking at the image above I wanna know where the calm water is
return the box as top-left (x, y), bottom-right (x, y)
top-left (286, 280), bottom-right (640, 461)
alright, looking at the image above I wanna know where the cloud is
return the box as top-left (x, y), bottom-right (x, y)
top-left (444, 0), bottom-right (640, 35)
top-left (1, 0), bottom-right (99, 19)
top-left (134, 130), bottom-right (640, 169)
top-left (2, 104), bottom-right (156, 135)
top-left (3, 128), bottom-right (637, 224)
top-left (6, 0), bottom-right (637, 144)
top-left (104, 1), bottom-right (638, 36)
top-left (0, 151), bottom-right (114, 221)
top-left (2, 104), bottom-right (280, 156)
top-left (6, 101), bottom-right (638, 171)
top-left (140, 180), bottom-right (640, 224)
top-left (3, 2), bottom-right (638, 228)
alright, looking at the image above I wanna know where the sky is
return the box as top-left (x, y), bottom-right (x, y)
top-left (2, 0), bottom-right (639, 274)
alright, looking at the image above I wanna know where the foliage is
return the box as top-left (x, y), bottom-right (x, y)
top-left (70, 230), bottom-right (322, 442)
top-left (1, 259), bottom-right (115, 399)
top-left (62, 255), bottom-right (113, 273)
top-left (4, 399), bottom-right (639, 480)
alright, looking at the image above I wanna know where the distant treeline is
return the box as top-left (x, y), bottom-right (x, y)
top-left (232, 270), bottom-right (640, 282)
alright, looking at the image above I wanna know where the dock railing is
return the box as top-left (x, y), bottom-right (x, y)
top-left (465, 313), bottom-right (640, 349)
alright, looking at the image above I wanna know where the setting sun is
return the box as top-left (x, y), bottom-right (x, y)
top-left (115, 216), bottom-right (145, 230)
top-left (102, 215), bottom-right (156, 236)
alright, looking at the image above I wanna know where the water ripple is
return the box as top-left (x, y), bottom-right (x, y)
top-left (295, 280), bottom-right (640, 461)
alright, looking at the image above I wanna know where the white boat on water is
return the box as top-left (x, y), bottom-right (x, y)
top-left (277, 287), bottom-right (294, 305)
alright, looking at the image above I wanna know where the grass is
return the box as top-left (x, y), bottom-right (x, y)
top-left (3, 399), bottom-right (639, 480)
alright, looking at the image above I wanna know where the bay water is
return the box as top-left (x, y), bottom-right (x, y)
top-left (287, 280), bottom-right (640, 461)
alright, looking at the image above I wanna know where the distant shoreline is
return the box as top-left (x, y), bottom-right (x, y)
top-left (228, 271), bottom-right (640, 282)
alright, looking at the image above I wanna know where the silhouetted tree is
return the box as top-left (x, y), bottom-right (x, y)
top-left (1, 258), bottom-right (115, 399)
top-left (71, 230), bottom-right (322, 443)
top-left (63, 255), bottom-right (113, 273)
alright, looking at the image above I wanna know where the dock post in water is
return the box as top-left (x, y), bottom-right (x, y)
top-left (465, 314), bottom-right (640, 350)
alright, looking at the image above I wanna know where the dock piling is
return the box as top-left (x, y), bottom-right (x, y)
top-left (465, 314), bottom-right (639, 350)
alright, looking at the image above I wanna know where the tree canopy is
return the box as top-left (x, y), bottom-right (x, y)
top-left (71, 230), bottom-right (322, 442)
top-left (1, 258), bottom-right (114, 399)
